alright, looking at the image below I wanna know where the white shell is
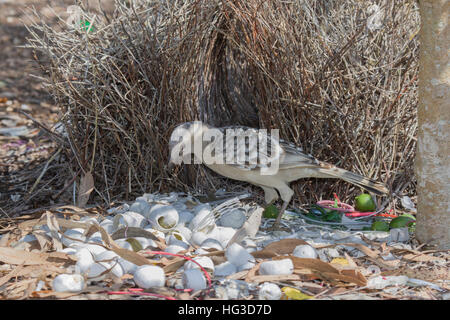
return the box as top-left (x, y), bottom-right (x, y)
top-left (118, 257), bottom-right (138, 275)
top-left (94, 250), bottom-right (118, 261)
top-left (208, 227), bottom-right (236, 248)
top-left (113, 211), bottom-right (147, 230)
top-left (218, 209), bottom-right (246, 229)
top-left (170, 225), bottom-right (192, 242)
top-left (148, 204), bottom-right (179, 232)
top-left (79, 217), bottom-right (99, 225)
top-left (58, 247), bottom-right (77, 255)
top-left (183, 256), bottom-right (214, 273)
top-left (292, 244), bottom-right (318, 259)
top-left (182, 269), bottom-right (207, 291)
top-left (113, 239), bottom-right (133, 251)
top-left (237, 260), bottom-right (256, 271)
top-left (129, 200), bottom-right (151, 217)
top-left (258, 282), bottom-right (282, 300)
top-left (200, 238), bottom-right (223, 251)
top-left (259, 259), bottom-right (294, 275)
top-left (215, 261), bottom-right (237, 277)
top-left (166, 236), bottom-right (190, 250)
top-left (74, 248), bottom-right (94, 274)
top-left (143, 227), bottom-right (165, 239)
top-left (178, 211), bottom-right (195, 225)
top-left (164, 244), bottom-right (187, 254)
top-left (225, 243), bottom-right (255, 267)
top-left (83, 244), bottom-right (108, 258)
top-left (87, 232), bottom-right (103, 244)
top-left (191, 231), bottom-right (208, 246)
top-left (99, 220), bottom-right (114, 234)
top-left (134, 265), bottom-right (166, 288)
top-left (62, 228), bottom-right (86, 247)
top-left (52, 274), bottom-right (85, 292)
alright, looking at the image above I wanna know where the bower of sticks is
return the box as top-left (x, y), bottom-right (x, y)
top-left (24, 0), bottom-right (418, 209)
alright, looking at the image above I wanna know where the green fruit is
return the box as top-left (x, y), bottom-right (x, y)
top-left (389, 216), bottom-right (416, 229)
top-left (371, 221), bottom-right (390, 232)
top-left (263, 204), bottom-right (279, 219)
top-left (355, 194), bottom-right (376, 212)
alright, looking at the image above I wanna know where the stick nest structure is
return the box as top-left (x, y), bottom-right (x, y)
top-left (26, 0), bottom-right (419, 207)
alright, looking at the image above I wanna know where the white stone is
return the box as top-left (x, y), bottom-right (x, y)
top-left (258, 282), bottom-right (282, 300)
top-left (259, 259), bottom-right (294, 275)
top-left (215, 261), bottom-right (237, 277)
top-left (293, 244), bottom-right (318, 259)
top-left (134, 265), bottom-right (166, 288)
top-left (225, 243), bottom-right (255, 267)
top-left (182, 269), bottom-right (207, 291)
top-left (52, 274), bottom-right (85, 292)
top-left (183, 256), bottom-right (214, 273)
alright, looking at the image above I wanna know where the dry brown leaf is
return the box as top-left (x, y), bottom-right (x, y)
top-left (111, 227), bottom-right (161, 242)
top-left (401, 253), bottom-right (446, 262)
top-left (246, 274), bottom-right (302, 284)
top-left (163, 257), bottom-right (187, 274)
top-left (45, 212), bottom-right (64, 251)
top-left (0, 264), bottom-right (25, 287)
top-left (226, 270), bottom-right (248, 280)
top-left (90, 223), bottom-right (159, 266)
top-left (77, 172), bottom-right (94, 208)
top-left (0, 247), bottom-right (49, 265)
top-left (263, 239), bottom-right (309, 254)
top-left (340, 269), bottom-right (367, 286)
top-left (342, 243), bottom-right (380, 258)
top-left (275, 256), bottom-right (340, 274)
top-left (31, 230), bottom-right (52, 251)
top-left (0, 233), bottom-right (10, 247)
top-left (251, 249), bottom-right (278, 259)
top-left (245, 261), bottom-right (262, 282)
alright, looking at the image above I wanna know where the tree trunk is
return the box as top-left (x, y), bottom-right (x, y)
top-left (415, 0), bottom-right (450, 249)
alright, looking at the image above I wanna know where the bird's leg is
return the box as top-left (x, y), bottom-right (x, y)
top-left (265, 200), bottom-right (290, 232)
top-left (264, 185), bottom-right (293, 232)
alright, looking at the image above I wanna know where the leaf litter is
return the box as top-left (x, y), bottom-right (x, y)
top-left (0, 192), bottom-right (448, 300)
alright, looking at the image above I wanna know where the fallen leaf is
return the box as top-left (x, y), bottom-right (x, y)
top-left (281, 287), bottom-right (313, 300)
top-left (0, 264), bottom-right (25, 287)
top-left (276, 256), bottom-right (340, 274)
top-left (245, 274), bottom-right (302, 284)
top-left (263, 239), bottom-right (309, 254)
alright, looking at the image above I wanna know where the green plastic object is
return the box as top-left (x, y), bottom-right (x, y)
top-left (355, 193), bottom-right (376, 212)
top-left (389, 215), bottom-right (416, 229)
top-left (371, 220), bottom-right (390, 232)
top-left (263, 204), bottom-right (279, 219)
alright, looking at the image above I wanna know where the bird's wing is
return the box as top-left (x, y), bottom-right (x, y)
top-left (204, 126), bottom-right (283, 171)
top-left (277, 140), bottom-right (323, 169)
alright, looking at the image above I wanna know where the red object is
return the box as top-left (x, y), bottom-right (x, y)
top-left (316, 200), bottom-right (354, 212)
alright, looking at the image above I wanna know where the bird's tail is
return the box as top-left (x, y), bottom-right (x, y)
top-left (318, 165), bottom-right (389, 196)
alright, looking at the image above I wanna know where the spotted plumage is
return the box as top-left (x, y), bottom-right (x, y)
top-left (169, 121), bottom-right (389, 229)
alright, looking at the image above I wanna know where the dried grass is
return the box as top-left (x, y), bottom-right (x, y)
top-left (26, 0), bottom-right (419, 207)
